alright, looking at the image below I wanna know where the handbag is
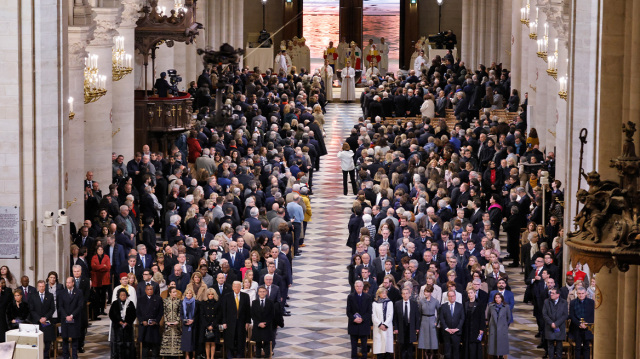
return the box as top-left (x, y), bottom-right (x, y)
top-left (205, 329), bottom-right (216, 340)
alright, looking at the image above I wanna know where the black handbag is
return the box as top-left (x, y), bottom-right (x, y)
top-left (205, 329), bottom-right (216, 339)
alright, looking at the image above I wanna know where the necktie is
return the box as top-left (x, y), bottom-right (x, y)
top-left (404, 301), bottom-right (409, 322)
top-left (231, 255), bottom-right (235, 266)
top-left (142, 257), bottom-right (145, 268)
top-left (23, 288), bottom-right (28, 300)
top-left (130, 267), bottom-right (133, 273)
top-left (75, 279), bottom-right (79, 288)
top-left (40, 293), bottom-right (44, 303)
top-left (235, 295), bottom-right (239, 311)
top-left (261, 299), bottom-right (264, 308)
top-left (267, 286), bottom-right (271, 296)
top-left (219, 285), bottom-right (223, 294)
top-left (451, 303), bottom-right (455, 316)
top-left (69, 290), bottom-right (72, 295)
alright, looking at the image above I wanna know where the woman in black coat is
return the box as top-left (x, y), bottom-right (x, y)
top-left (109, 288), bottom-right (137, 359)
top-left (0, 280), bottom-right (13, 341)
top-left (461, 288), bottom-right (486, 359)
top-left (7, 289), bottom-right (30, 329)
top-left (482, 160), bottom-right (505, 195)
top-left (200, 289), bottom-right (219, 359)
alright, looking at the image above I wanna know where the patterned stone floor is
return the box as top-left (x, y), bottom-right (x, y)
top-left (81, 100), bottom-right (542, 358)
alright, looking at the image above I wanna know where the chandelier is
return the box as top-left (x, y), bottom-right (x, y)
top-left (529, 7), bottom-right (538, 39)
top-left (112, 36), bottom-right (133, 81)
top-left (84, 54), bottom-right (107, 104)
top-left (536, 23), bottom-right (548, 61)
top-left (546, 39), bottom-right (558, 80)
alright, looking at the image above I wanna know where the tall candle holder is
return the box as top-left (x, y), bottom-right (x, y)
top-left (84, 54), bottom-right (107, 104)
top-left (112, 36), bottom-right (133, 81)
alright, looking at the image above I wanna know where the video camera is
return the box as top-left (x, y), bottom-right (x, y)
top-left (428, 32), bottom-right (446, 49)
top-left (167, 69), bottom-right (182, 95)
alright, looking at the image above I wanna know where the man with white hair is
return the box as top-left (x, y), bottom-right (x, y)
top-left (246, 207), bottom-right (262, 235)
top-left (195, 147), bottom-right (216, 175)
top-left (368, 94), bottom-right (384, 121)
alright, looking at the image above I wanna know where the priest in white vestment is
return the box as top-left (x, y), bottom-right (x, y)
top-left (414, 49), bottom-right (427, 74)
top-left (336, 37), bottom-right (348, 70)
top-left (298, 37), bottom-right (311, 72)
top-left (379, 37), bottom-right (389, 75)
top-left (274, 48), bottom-right (291, 75)
top-left (340, 60), bottom-right (356, 102)
top-left (319, 59), bottom-right (334, 102)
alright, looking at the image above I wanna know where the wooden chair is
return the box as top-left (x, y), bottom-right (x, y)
top-left (248, 340), bottom-right (273, 358)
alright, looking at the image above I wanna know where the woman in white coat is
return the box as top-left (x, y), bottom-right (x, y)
top-left (420, 93), bottom-right (435, 119)
top-left (372, 287), bottom-right (394, 358)
top-left (337, 142), bottom-right (358, 195)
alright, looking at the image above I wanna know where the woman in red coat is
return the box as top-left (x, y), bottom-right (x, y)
top-left (91, 246), bottom-right (111, 318)
top-left (187, 130), bottom-right (203, 164)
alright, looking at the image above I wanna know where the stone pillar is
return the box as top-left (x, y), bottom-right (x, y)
top-left (477, 0), bottom-right (486, 65)
top-left (85, 6), bottom-right (121, 187)
top-left (208, 0), bottom-right (244, 50)
top-left (510, 1), bottom-right (522, 93)
top-left (111, 0), bottom-right (140, 160)
top-left (499, 0), bottom-right (512, 68)
top-left (620, 268), bottom-right (638, 359)
top-left (67, 24), bottom-right (95, 227)
top-left (488, 0), bottom-right (498, 63)
top-left (461, 0), bottom-right (472, 64)
top-left (594, 268), bottom-right (618, 358)
top-left (469, 0), bottom-right (478, 67)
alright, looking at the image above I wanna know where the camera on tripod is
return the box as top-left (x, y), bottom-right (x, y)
top-left (167, 69), bottom-right (182, 94)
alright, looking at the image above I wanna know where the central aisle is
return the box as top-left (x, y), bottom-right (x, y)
top-left (274, 102), bottom-right (361, 358)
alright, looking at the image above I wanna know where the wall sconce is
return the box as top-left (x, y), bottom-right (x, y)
top-left (520, 0), bottom-right (530, 26)
top-left (411, 0), bottom-right (417, 4)
top-left (286, 0), bottom-right (292, 3)
top-left (558, 76), bottom-right (568, 100)
top-left (68, 97), bottom-right (75, 120)
top-left (529, 7), bottom-right (537, 39)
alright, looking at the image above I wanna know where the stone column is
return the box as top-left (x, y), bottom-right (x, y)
top-left (470, 0), bottom-right (478, 67)
top-left (477, 0), bottom-right (486, 65)
top-left (620, 268), bottom-right (638, 359)
top-left (594, 268), bottom-right (618, 358)
top-left (510, 1), bottom-right (522, 93)
top-left (67, 24), bottom-right (95, 227)
top-left (84, 6), bottom-right (121, 187)
top-left (488, 0), bottom-right (498, 62)
top-left (111, 0), bottom-right (141, 159)
top-left (461, 0), bottom-right (472, 64)
top-left (499, 0), bottom-right (512, 68)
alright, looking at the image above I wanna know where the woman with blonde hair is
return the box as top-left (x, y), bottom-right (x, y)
top-left (241, 277), bottom-right (256, 303)
top-left (372, 287), bottom-right (394, 358)
top-left (201, 288), bottom-right (219, 359)
top-left (180, 288), bottom-right (199, 359)
top-left (185, 272), bottom-right (208, 301)
top-left (312, 104), bottom-right (325, 131)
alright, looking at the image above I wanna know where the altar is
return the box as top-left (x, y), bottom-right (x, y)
top-left (244, 43), bottom-right (274, 72)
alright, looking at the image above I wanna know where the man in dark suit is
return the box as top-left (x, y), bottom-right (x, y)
top-left (29, 280), bottom-right (55, 359)
top-left (359, 267), bottom-right (378, 296)
top-left (376, 259), bottom-right (398, 284)
top-left (222, 241), bottom-right (245, 274)
top-left (73, 226), bottom-right (95, 259)
top-left (141, 218), bottom-right (159, 258)
top-left (105, 236), bottom-right (125, 300)
top-left (543, 288), bottom-right (568, 359)
top-left (168, 264), bottom-right (189, 293)
top-left (393, 286), bottom-right (421, 359)
top-left (464, 279), bottom-right (489, 313)
top-left (18, 276), bottom-right (37, 303)
top-left (213, 273), bottom-right (231, 298)
top-left (59, 277), bottom-right (83, 359)
top-left (136, 270), bottom-right (160, 298)
top-left (136, 245), bottom-right (153, 271)
top-left (569, 287), bottom-right (594, 359)
top-left (368, 95), bottom-right (384, 120)
top-left (71, 265), bottom-right (90, 352)
top-left (263, 274), bottom-right (282, 305)
top-left (222, 281), bottom-right (252, 358)
top-left (346, 281), bottom-right (372, 359)
top-left (440, 289), bottom-right (465, 359)
top-left (251, 286), bottom-right (275, 358)
top-left (137, 284), bottom-right (164, 359)
top-left (193, 225), bottom-right (213, 248)
top-left (119, 256), bottom-right (143, 281)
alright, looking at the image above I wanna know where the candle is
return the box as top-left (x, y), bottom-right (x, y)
top-left (554, 38), bottom-right (558, 52)
top-left (126, 54), bottom-right (131, 68)
top-left (521, 8), bottom-right (525, 20)
top-left (535, 7), bottom-right (538, 21)
top-left (548, 56), bottom-right (553, 70)
top-left (544, 23), bottom-right (548, 37)
top-left (68, 97), bottom-right (73, 112)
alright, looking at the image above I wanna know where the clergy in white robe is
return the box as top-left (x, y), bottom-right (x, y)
top-left (340, 61), bottom-right (356, 102)
top-left (365, 65), bottom-right (380, 82)
top-left (320, 59), bottom-right (334, 102)
top-left (298, 37), bottom-right (311, 72)
top-left (379, 37), bottom-right (389, 75)
top-left (414, 50), bottom-right (427, 74)
top-left (410, 39), bottom-right (425, 73)
top-left (336, 38), bottom-right (348, 70)
top-left (274, 49), bottom-right (291, 75)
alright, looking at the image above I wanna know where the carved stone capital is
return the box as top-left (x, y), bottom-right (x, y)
top-left (120, 0), bottom-right (144, 28)
top-left (90, 6), bottom-right (123, 47)
top-left (68, 24), bottom-right (96, 69)
top-left (536, 0), bottom-right (570, 48)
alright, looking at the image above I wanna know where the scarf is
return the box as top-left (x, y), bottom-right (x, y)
top-left (182, 296), bottom-right (196, 320)
top-left (119, 299), bottom-right (131, 321)
top-left (530, 242), bottom-right (539, 259)
top-left (378, 298), bottom-right (391, 322)
top-left (97, 254), bottom-right (104, 263)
